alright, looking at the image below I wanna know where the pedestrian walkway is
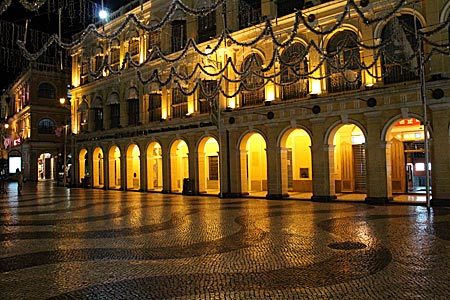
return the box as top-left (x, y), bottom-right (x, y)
top-left (248, 190), bottom-right (428, 204)
top-left (1, 181), bottom-right (449, 299)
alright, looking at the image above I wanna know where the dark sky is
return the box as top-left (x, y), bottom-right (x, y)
top-left (0, 0), bottom-right (130, 91)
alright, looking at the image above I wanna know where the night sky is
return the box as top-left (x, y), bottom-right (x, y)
top-left (0, 0), bottom-right (130, 90)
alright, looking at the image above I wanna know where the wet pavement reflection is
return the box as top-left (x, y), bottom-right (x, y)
top-left (1, 181), bottom-right (449, 299)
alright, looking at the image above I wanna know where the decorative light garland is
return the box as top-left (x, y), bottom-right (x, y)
top-left (0, 0), bottom-right (46, 15)
top-left (9, 0), bottom-right (450, 97)
top-left (0, 0), bottom-right (12, 15)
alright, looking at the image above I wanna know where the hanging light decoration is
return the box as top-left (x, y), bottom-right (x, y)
top-left (6, 0), bottom-right (450, 97)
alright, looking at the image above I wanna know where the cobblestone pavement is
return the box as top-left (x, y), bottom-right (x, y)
top-left (1, 181), bottom-right (449, 299)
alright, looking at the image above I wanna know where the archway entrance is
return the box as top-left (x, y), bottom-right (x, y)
top-left (108, 146), bottom-right (121, 189)
top-left (146, 142), bottom-right (163, 191)
top-left (92, 147), bottom-right (104, 188)
top-left (198, 136), bottom-right (220, 195)
top-left (330, 124), bottom-right (366, 195)
top-left (386, 118), bottom-right (430, 195)
top-left (170, 140), bottom-right (189, 193)
top-left (280, 129), bottom-right (312, 197)
top-left (126, 144), bottom-right (140, 190)
top-left (240, 132), bottom-right (267, 197)
top-left (78, 149), bottom-right (89, 186)
top-left (38, 153), bottom-right (54, 180)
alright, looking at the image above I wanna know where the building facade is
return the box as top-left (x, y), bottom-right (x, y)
top-left (69, 0), bottom-right (450, 205)
top-left (1, 63), bottom-right (71, 182)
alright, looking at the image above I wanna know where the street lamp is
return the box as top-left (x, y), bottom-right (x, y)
top-left (418, 37), bottom-right (431, 209)
top-left (204, 45), bottom-right (221, 69)
top-left (99, 0), bottom-right (108, 20)
top-left (59, 98), bottom-right (70, 187)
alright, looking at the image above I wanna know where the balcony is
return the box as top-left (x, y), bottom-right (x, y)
top-left (383, 63), bottom-right (419, 85)
top-left (282, 81), bottom-right (309, 101)
top-left (327, 71), bottom-right (361, 94)
top-left (171, 103), bottom-right (188, 119)
top-left (241, 89), bottom-right (265, 107)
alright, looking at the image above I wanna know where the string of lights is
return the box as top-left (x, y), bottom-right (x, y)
top-left (14, 0), bottom-right (410, 57)
top-left (8, 0), bottom-right (450, 96)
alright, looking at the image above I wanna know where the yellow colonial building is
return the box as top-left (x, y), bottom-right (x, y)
top-left (68, 0), bottom-right (450, 205)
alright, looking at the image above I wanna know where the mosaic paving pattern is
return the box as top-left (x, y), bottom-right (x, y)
top-left (1, 182), bottom-right (450, 299)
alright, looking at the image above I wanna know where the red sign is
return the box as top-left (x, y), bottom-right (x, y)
top-left (396, 119), bottom-right (421, 126)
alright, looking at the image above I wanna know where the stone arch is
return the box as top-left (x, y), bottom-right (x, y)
top-left (146, 141), bottom-right (163, 191)
top-left (440, 1), bottom-right (450, 23)
top-left (373, 8), bottom-right (426, 41)
top-left (326, 120), bottom-right (368, 195)
top-left (382, 114), bottom-right (431, 195)
top-left (125, 143), bottom-right (141, 190)
top-left (279, 126), bottom-right (314, 197)
top-left (197, 135), bottom-right (220, 194)
top-left (78, 148), bottom-right (89, 185)
top-left (92, 147), bottom-right (104, 188)
top-left (238, 130), bottom-right (268, 196)
top-left (108, 145), bottom-right (121, 189)
top-left (169, 139), bottom-right (189, 193)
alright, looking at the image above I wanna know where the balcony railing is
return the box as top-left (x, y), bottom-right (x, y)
top-left (241, 89), bottom-right (265, 107)
top-left (171, 103), bottom-right (188, 118)
top-left (383, 63), bottom-right (419, 85)
top-left (327, 71), bottom-right (361, 94)
top-left (282, 81), bottom-right (309, 100)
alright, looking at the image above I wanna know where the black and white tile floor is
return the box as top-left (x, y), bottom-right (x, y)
top-left (1, 181), bottom-right (449, 299)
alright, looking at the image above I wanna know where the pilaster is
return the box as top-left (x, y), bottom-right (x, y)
top-left (364, 112), bottom-right (392, 205)
top-left (430, 104), bottom-right (450, 206)
top-left (221, 129), bottom-right (241, 198)
top-left (139, 144), bottom-right (146, 192)
top-left (161, 141), bottom-right (171, 194)
top-left (310, 118), bottom-right (335, 202)
top-left (265, 125), bottom-right (285, 200)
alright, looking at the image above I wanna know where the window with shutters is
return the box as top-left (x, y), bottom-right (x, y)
top-left (128, 98), bottom-right (139, 126)
top-left (110, 104), bottom-right (120, 128)
top-left (171, 20), bottom-right (186, 52)
top-left (171, 88), bottom-right (188, 118)
top-left (148, 93), bottom-right (162, 122)
top-left (147, 31), bottom-right (161, 60)
top-left (198, 11), bottom-right (216, 43)
top-left (239, 0), bottom-right (261, 29)
top-left (94, 108), bottom-right (103, 131)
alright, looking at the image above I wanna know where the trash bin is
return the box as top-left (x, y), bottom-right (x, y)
top-left (182, 178), bottom-right (193, 195)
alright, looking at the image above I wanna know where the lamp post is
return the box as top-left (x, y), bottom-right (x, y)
top-left (59, 98), bottom-right (70, 187)
top-left (17, 127), bottom-right (26, 173)
top-left (417, 37), bottom-right (431, 209)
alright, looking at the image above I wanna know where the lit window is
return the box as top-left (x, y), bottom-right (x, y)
top-left (415, 163), bottom-right (425, 171)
